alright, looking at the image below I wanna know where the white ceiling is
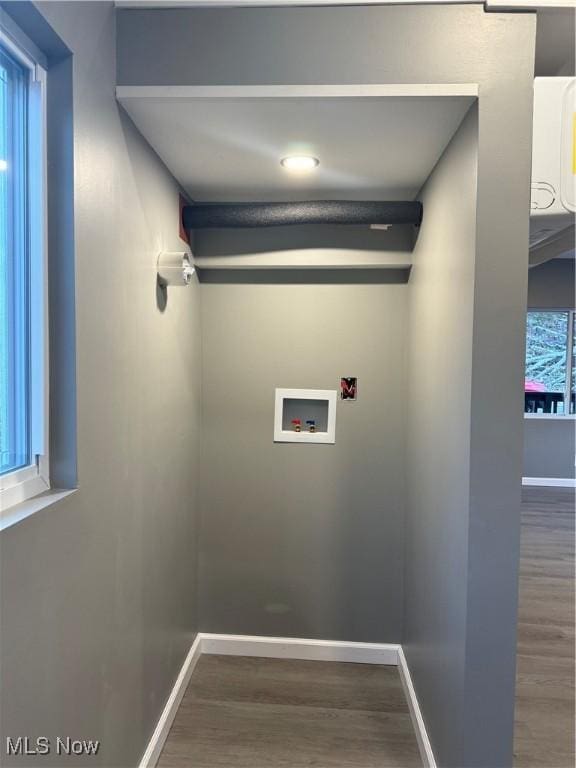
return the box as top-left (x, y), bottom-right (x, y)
top-left (118, 88), bottom-right (475, 202)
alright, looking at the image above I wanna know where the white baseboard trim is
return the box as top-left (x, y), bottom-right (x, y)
top-left (397, 647), bottom-right (437, 768)
top-left (138, 633), bottom-right (202, 768)
top-left (140, 633), bottom-right (435, 768)
top-left (200, 633), bottom-right (400, 665)
top-left (522, 476), bottom-right (576, 488)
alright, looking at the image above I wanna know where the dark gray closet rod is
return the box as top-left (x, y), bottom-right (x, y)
top-left (182, 201), bottom-right (423, 229)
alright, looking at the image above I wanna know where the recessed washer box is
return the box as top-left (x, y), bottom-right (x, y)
top-left (274, 388), bottom-right (337, 444)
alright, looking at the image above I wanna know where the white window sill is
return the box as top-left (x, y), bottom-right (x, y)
top-left (524, 413), bottom-right (576, 421)
top-left (0, 488), bottom-right (77, 532)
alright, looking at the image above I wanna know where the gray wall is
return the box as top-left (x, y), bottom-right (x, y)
top-left (404, 106), bottom-right (478, 768)
top-left (0, 3), bottom-right (201, 766)
top-left (199, 277), bottom-right (406, 642)
top-left (117, 4), bottom-right (531, 92)
top-left (528, 258), bottom-right (575, 308)
top-left (524, 258), bottom-right (576, 479)
top-left (400, 21), bottom-right (532, 765)
top-left (117, 6), bottom-right (535, 767)
top-left (524, 419), bottom-right (575, 478)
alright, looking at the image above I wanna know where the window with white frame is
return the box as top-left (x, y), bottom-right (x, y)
top-left (525, 310), bottom-right (575, 416)
top-left (0, 30), bottom-right (48, 512)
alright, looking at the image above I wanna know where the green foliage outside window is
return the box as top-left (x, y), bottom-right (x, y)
top-left (525, 312), bottom-right (568, 393)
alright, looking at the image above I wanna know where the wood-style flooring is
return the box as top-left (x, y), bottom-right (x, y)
top-left (157, 655), bottom-right (422, 768)
top-left (514, 486), bottom-right (575, 768)
top-left (158, 487), bottom-right (574, 768)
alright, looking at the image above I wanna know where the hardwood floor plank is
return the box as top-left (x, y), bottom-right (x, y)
top-left (158, 486), bottom-right (574, 768)
top-left (158, 656), bottom-right (421, 768)
top-left (160, 699), bottom-right (420, 768)
top-left (187, 655), bottom-right (409, 713)
top-left (514, 487), bottom-right (575, 768)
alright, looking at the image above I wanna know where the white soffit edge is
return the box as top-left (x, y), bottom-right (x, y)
top-left (117, 0), bottom-right (480, 6)
top-left (116, 0), bottom-right (571, 7)
top-left (116, 84), bottom-right (477, 204)
top-left (486, 0), bottom-right (576, 7)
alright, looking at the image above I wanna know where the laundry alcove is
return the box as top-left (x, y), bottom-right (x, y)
top-left (113, 83), bottom-right (480, 652)
top-left (116, 80), bottom-right (480, 642)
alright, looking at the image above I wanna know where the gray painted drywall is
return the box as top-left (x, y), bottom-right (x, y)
top-left (117, 6), bottom-right (535, 767)
top-left (524, 419), bottom-right (575, 478)
top-left (0, 3), bottom-right (201, 767)
top-left (116, 4), bottom-right (530, 91)
top-left (528, 258), bottom-right (575, 308)
top-left (199, 279), bottom-right (406, 642)
top-left (405, 105), bottom-right (477, 768)
top-left (524, 258), bottom-right (576, 479)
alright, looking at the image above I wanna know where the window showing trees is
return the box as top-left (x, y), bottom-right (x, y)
top-left (525, 310), bottom-right (575, 415)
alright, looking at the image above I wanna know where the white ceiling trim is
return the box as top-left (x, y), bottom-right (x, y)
top-left (116, 0), bottom-right (480, 7)
top-left (116, 0), bottom-right (571, 7)
top-left (486, 1), bottom-right (575, 8)
top-left (116, 84), bottom-right (479, 100)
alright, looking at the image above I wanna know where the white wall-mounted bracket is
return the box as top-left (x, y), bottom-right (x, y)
top-left (157, 251), bottom-right (194, 286)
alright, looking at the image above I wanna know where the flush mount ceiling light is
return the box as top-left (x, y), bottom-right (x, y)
top-left (280, 155), bottom-right (319, 172)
